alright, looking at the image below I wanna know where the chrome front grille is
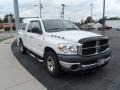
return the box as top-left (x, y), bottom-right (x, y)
top-left (79, 39), bottom-right (109, 56)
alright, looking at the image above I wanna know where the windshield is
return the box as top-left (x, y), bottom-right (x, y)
top-left (43, 19), bottom-right (80, 32)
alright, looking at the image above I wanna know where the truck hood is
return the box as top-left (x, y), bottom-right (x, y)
top-left (48, 30), bottom-right (101, 43)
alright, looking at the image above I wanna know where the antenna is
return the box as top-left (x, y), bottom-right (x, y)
top-left (61, 4), bottom-right (65, 20)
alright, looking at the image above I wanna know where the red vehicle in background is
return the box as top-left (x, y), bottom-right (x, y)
top-left (0, 23), bottom-right (16, 31)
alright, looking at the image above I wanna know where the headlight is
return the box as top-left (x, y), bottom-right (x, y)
top-left (57, 44), bottom-right (78, 55)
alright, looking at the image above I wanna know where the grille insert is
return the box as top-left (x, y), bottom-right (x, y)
top-left (100, 39), bottom-right (108, 45)
top-left (100, 44), bottom-right (109, 52)
top-left (78, 39), bottom-right (109, 56)
top-left (82, 41), bottom-right (96, 48)
top-left (82, 48), bottom-right (96, 56)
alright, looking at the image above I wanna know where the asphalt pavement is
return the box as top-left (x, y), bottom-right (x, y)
top-left (0, 31), bottom-right (15, 39)
top-left (11, 29), bottom-right (120, 90)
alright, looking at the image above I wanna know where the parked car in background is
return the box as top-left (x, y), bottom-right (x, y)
top-left (80, 23), bottom-right (103, 31)
top-left (98, 25), bottom-right (112, 31)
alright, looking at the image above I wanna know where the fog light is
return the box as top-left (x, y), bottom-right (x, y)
top-left (71, 64), bottom-right (80, 71)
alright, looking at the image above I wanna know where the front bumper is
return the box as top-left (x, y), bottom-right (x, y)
top-left (58, 49), bottom-right (111, 71)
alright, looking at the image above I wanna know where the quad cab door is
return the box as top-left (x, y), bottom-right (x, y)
top-left (25, 21), bottom-right (34, 50)
top-left (30, 20), bottom-right (44, 57)
top-left (18, 22), bottom-right (27, 46)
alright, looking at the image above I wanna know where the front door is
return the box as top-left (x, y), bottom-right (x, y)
top-left (30, 20), bottom-right (44, 57)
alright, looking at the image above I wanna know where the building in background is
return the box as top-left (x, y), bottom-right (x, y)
top-left (106, 20), bottom-right (120, 29)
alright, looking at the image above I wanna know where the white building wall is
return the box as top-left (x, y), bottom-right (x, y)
top-left (106, 20), bottom-right (120, 29)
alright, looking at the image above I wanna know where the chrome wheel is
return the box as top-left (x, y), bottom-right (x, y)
top-left (45, 51), bottom-right (61, 77)
top-left (47, 56), bottom-right (55, 72)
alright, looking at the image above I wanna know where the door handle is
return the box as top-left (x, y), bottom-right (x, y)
top-left (25, 34), bottom-right (27, 36)
top-left (38, 44), bottom-right (42, 47)
top-left (30, 36), bottom-right (34, 38)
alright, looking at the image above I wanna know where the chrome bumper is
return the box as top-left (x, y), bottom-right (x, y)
top-left (59, 56), bottom-right (111, 71)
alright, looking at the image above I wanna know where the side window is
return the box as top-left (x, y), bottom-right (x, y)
top-left (22, 23), bottom-right (27, 30)
top-left (27, 22), bottom-right (34, 32)
top-left (31, 21), bottom-right (42, 34)
top-left (20, 22), bottom-right (23, 30)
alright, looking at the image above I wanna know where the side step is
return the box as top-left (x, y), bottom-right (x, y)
top-left (27, 50), bottom-right (43, 63)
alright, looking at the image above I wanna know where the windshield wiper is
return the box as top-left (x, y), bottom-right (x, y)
top-left (49, 28), bottom-right (64, 30)
top-left (66, 28), bottom-right (79, 30)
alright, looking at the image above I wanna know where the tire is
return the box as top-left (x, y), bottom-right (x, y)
top-left (44, 51), bottom-right (61, 77)
top-left (19, 41), bottom-right (27, 54)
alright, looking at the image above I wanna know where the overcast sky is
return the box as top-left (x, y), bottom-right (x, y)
top-left (0, 0), bottom-right (120, 21)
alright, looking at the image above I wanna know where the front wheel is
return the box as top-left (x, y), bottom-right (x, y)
top-left (44, 51), bottom-right (61, 77)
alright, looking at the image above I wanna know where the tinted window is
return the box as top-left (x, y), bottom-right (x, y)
top-left (20, 22), bottom-right (23, 30)
top-left (43, 20), bottom-right (79, 32)
top-left (27, 22), bottom-right (34, 32)
top-left (21, 23), bottom-right (27, 30)
top-left (31, 21), bottom-right (42, 34)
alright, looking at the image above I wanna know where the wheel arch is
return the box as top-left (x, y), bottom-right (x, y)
top-left (43, 46), bottom-right (61, 77)
top-left (44, 47), bottom-right (58, 58)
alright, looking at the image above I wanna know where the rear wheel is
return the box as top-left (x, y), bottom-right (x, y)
top-left (19, 41), bottom-right (27, 54)
top-left (44, 51), bottom-right (61, 77)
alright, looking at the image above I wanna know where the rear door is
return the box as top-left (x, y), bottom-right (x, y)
top-left (25, 21), bottom-right (34, 50)
top-left (19, 22), bottom-right (27, 41)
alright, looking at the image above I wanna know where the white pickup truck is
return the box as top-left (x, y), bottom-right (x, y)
top-left (17, 18), bottom-right (111, 77)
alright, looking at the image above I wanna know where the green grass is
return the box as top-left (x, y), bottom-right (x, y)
top-left (0, 36), bottom-right (14, 43)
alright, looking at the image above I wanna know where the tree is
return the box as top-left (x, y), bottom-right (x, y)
top-left (0, 19), bottom-right (3, 23)
top-left (3, 13), bottom-right (14, 23)
top-left (84, 16), bottom-right (94, 24)
top-left (3, 15), bottom-right (8, 23)
top-left (108, 17), bottom-right (120, 20)
top-left (98, 16), bottom-right (107, 25)
top-left (74, 22), bottom-right (81, 28)
top-left (98, 19), bottom-right (104, 24)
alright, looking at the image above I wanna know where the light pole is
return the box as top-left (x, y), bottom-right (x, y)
top-left (35, 0), bottom-right (43, 18)
top-left (102, 0), bottom-right (106, 35)
top-left (103, 0), bottom-right (106, 26)
top-left (39, 0), bottom-right (43, 18)
top-left (90, 0), bottom-right (93, 22)
top-left (13, 0), bottom-right (20, 34)
top-left (61, 4), bottom-right (65, 20)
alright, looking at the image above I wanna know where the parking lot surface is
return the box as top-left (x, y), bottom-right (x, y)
top-left (0, 31), bottom-right (15, 39)
top-left (11, 30), bottom-right (120, 90)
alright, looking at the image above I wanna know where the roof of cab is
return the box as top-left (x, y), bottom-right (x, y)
top-left (22, 18), bottom-right (62, 23)
top-left (22, 18), bottom-right (42, 23)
